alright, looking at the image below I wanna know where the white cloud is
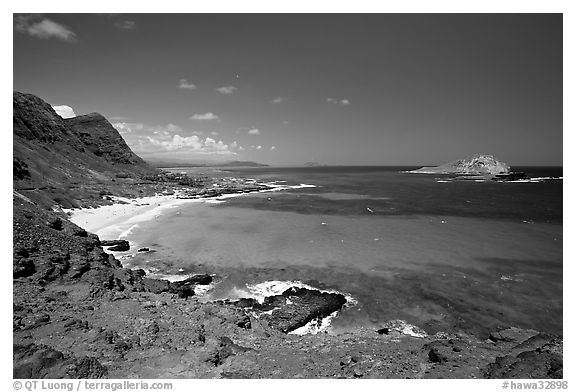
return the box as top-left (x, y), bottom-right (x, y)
top-left (14, 14), bottom-right (77, 42)
top-left (52, 105), bottom-right (76, 119)
top-left (114, 20), bottom-right (135, 30)
top-left (151, 123), bottom-right (182, 136)
top-left (271, 97), bottom-right (284, 104)
top-left (178, 79), bottom-right (197, 90)
top-left (238, 146), bottom-right (245, 151)
top-left (256, 145), bottom-right (262, 150)
top-left (145, 134), bottom-right (234, 155)
top-left (210, 131), bottom-right (219, 136)
top-left (270, 146), bottom-right (277, 151)
top-left (112, 122), bottom-right (133, 134)
top-left (326, 97), bottom-right (351, 106)
top-left (247, 128), bottom-right (260, 135)
top-left (112, 122), bottom-right (172, 136)
top-left (114, 121), bottom-right (235, 157)
top-left (216, 86), bottom-right (237, 95)
top-left (164, 123), bottom-right (182, 133)
top-left (190, 112), bottom-right (219, 121)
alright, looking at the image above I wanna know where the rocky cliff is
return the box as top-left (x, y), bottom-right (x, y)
top-left (410, 154), bottom-right (510, 175)
top-left (65, 113), bottom-right (147, 166)
top-left (13, 91), bottom-right (158, 208)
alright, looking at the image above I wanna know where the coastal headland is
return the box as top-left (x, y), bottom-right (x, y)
top-left (13, 92), bottom-right (562, 379)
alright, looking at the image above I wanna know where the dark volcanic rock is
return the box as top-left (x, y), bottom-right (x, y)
top-left (173, 286), bottom-right (195, 299)
top-left (100, 239), bottom-right (129, 248)
top-left (100, 239), bottom-right (130, 251)
top-left (423, 340), bottom-right (456, 364)
top-left (13, 258), bottom-right (35, 278)
top-left (13, 343), bottom-right (107, 379)
top-left (483, 333), bottom-right (563, 379)
top-left (107, 243), bottom-right (130, 252)
top-left (72, 357), bottom-right (109, 378)
top-left (141, 278), bottom-right (171, 294)
top-left (256, 287), bottom-right (347, 333)
top-left (428, 348), bottom-right (448, 364)
top-left (205, 336), bottom-right (252, 366)
top-left (48, 217), bottom-right (64, 230)
top-left (484, 350), bottom-right (563, 379)
top-left (13, 157), bottom-right (31, 180)
top-left (72, 228), bottom-right (88, 237)
top-left (176, 274), bottom-right (213, 286)
top-left (166, 274), bottom-right (213, 298)
top-left (233, 298), bottom-right (259, 308)
top-left (488, 327), bottom-right (539, 344)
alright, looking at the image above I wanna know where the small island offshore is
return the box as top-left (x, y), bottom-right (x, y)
top-left (12, 92), bottom-right (563, 379)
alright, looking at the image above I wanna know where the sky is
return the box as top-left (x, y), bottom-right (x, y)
top-left (13, 13), bottom-right (563, 166)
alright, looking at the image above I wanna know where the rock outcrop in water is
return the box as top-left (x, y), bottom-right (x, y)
top-left (228, 287), bottom-right (348, 333)
top-left (410, 154), bottom-right (510, 175)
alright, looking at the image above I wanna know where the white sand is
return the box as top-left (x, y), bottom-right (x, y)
top-left (64, 182), bottom-right (317, 241)
top-left (63, 192), bottom-right (201, 240)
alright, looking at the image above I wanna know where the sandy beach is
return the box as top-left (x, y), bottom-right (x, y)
top-left (64, 193), bottom-right (201, 241)
top-left (64, 182), bottom-right (317, 249)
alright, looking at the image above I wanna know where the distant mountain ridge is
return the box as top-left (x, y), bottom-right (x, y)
top-left (13, 91), bottom-right (157, 207)
top-left (149, 160), bottom-right (269, 168)
top-left (410, 154), bottom-right (510, 175)
top-left (216, 160), bottom-right (269, 167)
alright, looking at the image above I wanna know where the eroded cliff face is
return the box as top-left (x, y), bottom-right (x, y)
top-left (65, 113), bottom-right (147, 166)
top-left (13, 92), bottom-right (86, 150)
top-left (411, 154), bottom-right (511, 175)
top-left (13, 91), bottom-right (158, 208)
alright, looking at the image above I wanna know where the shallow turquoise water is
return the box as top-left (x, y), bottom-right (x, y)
top-left (123, 166), bottom-right (562, 337)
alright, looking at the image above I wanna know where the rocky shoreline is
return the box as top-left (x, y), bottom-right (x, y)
top-left (12, 91), bottom-right (563, 379)
top-left (13, 175), bottom-right (563, 379)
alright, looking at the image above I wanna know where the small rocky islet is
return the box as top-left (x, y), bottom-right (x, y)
top-left (12, 91), bottom-right (562, 379)
top-left (409, 154), bottom-right (533, 182)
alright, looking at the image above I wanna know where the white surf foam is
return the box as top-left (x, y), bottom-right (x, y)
top-left (288, 310), bottom-right (340, 335)
top-left (504, 176), bottom-right (563, 183)
top-left (240, 280), bottom-right (357, 335)
top-left (244, 280), bottom-right (357, 306)
top-left (381, 319), bottom-right (428, 338)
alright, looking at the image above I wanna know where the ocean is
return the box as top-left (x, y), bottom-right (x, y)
top-left (121, 166), bottom-right (563, 338)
